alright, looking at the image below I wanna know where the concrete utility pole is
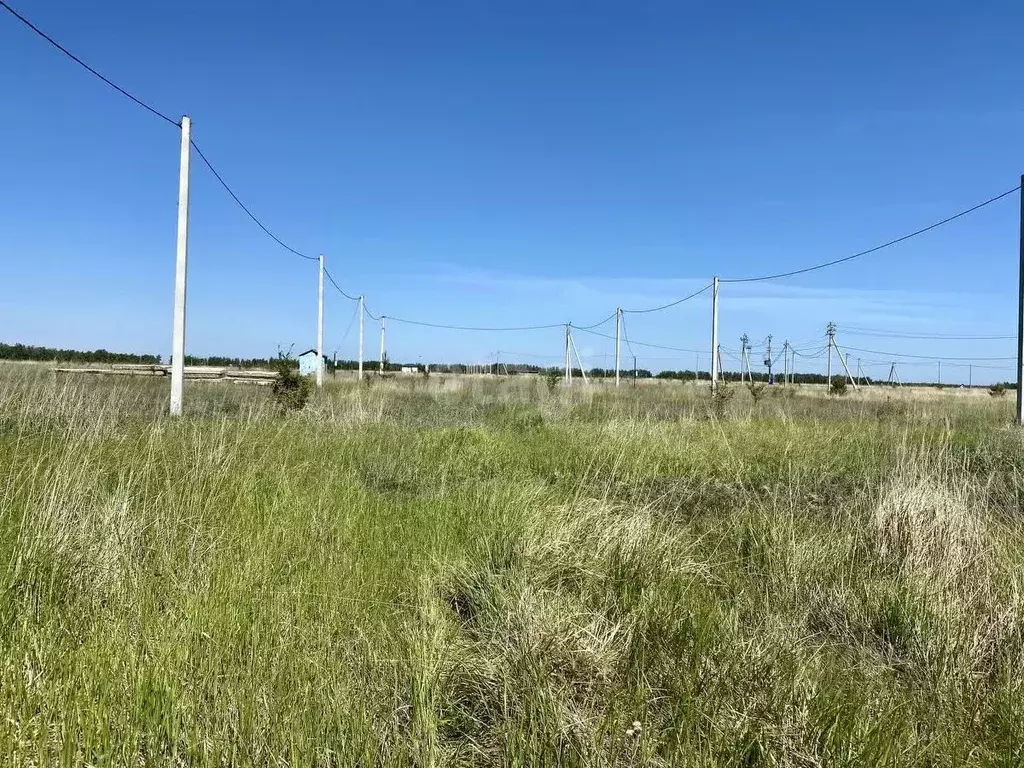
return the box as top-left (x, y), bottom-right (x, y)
top-left (564, 324), bottom-right (571, 386)
top-left (1018, 175), bottom-right (1024, 425)
top-left (782, 341), bottom-right (789, 386)
top-left (937, 360), bottom-right (941, 387)
top-left (710, 277), bottom-right (719, 393)
top-left (739, 334), bottom-right (750, 383)
top-left (833, 337), bottom-right (860, 390)
top-left (358, 295), bottom-right (364, 381)
top-left (569, 331), bottom-right (589, 386)
top-left (170, 115), bottom-right (192, 416)
top-left (316, 254), bottom-right (325, 388)
top-left (826, 322), bottom-right (836, 391)
top-left (766, 335), bottom-right (773, 384)
top-left (615, 308), bottom-right (622, 387)
top-left (379, 316), bottom-right (386, 375)
top-left (969, 364), bottom-right (973, 388)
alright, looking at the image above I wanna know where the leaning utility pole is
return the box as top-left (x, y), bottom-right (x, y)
top-left (832, 335), bottom-right (860, 390)
top-left (379, 316), bottom-right (387, 375)
top-left (1018, 174), bottom-right (1024, 425)
top-left (782, 340), bottom-right (789, 386)
top-left (358, 295), bottom-right (364, 381)
top-left (765, 335), bottom-right (774, 384)
top-left (614, 308), bottom-right (622, 387)
top-left (710, 277), bottom-right (720, 393)
top-left (169, 115), bottom-right (192, 416)
top-left (316, 254), bottom-right (325, 388)
top-left (568, 331), bottom-right (589, 386)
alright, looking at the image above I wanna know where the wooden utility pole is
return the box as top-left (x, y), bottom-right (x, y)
top-left (170, 115), bottom-right (192, 416)
top-left (379, 316), bottom-right (386, 375)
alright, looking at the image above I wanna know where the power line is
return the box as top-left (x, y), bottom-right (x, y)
top-left (841, 344), bottom-right (1015, 362)
top-left (574, 312), bottom-right (618, 331)
top-left (189, 140), bottom-right (317, 262)
top-left (837, 325), bottom-right (1014, 341)
top-left (324, 267), bottom-right (359, 301)
top-left (622, 283), bottom-right (713, 314)
top-left (386, 316), bottom-right (564, 333)
top-left (721, 185), bottom-right (1022, 283)
top-left (575, 325), bottom-right (704, 354)
top-left (0, 0), bottom-right (180, 127)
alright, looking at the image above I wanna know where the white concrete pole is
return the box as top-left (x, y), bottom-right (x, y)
top-left (783, 341), bottom-right (789, 386)
top-left (379, 316), bottom-right (386, 374)
top-left (564, 324), bottom-right (571, 386)
top-left (1017, 176), bottom-right (1024, 424)
top-left (614, 308), bottom-right (621, 387)
top-left (710, 277), bottom-right (719, 393)
top-left (569, 330), bottom-right (589, 386)
top-left (358, 296), bottom-right (364, 381)
top-left (316, 254), bottom-right (325, 388)
top-left (833, 341), bottom-right (860, 390)
top-left (169, 115), bottom-right (192, 416)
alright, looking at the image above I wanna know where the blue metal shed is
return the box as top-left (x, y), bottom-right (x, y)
top-left (297, 349), bottom-right (325, 377)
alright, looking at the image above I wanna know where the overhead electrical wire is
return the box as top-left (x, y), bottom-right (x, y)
top-left (622, 283), bottom-right (713, 314)
top-left (189, 141), bottom-right (318, 262)
top-left (386, 316), bottom-right (565, 333)
top-left (323, 267), bottom-right (360, 301)
top-left (575, 326), bottom-right (704, 355)
top-left (0, 2), bottom-right (324, 265)
top-left (0, 0), bottom-right (180, 127)
top-left (837, 325), bottom-right (1014, 341)
top-left (721, 185), bottom-right (1021, 283)
top-left (837, 344), bottom-right (1014, 362)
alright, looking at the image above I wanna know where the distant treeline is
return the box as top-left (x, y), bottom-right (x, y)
top-left (2, 344), bottom-right (1015, 390)
top-left (0, 343), bottom-right (160, 365)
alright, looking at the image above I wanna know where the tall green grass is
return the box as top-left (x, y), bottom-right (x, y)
top-left (0, 364), bottom-right (1021, 765)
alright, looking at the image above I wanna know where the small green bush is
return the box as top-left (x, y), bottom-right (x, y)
top-left (271, 353), bottom-right (311, 412)
top-left (989, 383), bottom-right (1007, 398)
top-left (830, 377), bottom-right (848, 396)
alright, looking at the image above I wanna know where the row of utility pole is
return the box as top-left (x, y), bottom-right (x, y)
top-left (167, 120), bottom-right (1024, 421)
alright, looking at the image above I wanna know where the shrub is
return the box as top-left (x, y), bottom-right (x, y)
top-left (748, 382), bottom-right (767, 403)
top-left (710, 382), bottom-right (733, 419)
top-left (546, 371), bottom-right (561, 392)
top-left (830, 377), bottom-right (848, 396)
top-left (270, 353), bottom-right (311, 412)
top-left (989, 383), bottom-right (1007, 398)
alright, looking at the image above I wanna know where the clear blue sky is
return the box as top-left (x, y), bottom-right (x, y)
top-left (1, 1), bottom-right (1021, 382)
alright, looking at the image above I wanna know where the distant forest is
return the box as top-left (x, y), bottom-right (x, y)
top-left (0, 343), bottom-right (160, 365)
top-left (0, 343), bottom-right (1010, 389)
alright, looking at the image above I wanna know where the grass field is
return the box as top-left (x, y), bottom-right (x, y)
top-left (1, 363), bottom-right (1023, 766)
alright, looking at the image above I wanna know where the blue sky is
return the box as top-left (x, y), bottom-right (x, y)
top-left (1, 0), bottom-right (1021, 382)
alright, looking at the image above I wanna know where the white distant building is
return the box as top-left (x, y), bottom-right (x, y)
top-left (401, 365), bottom-right (419, 374)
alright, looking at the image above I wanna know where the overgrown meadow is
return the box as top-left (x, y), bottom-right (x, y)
top-left (1, 364), bottom-right (1022, 766)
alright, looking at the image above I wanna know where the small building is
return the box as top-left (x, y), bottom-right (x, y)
top-left (400, 365), bottom-right (420, 374)
top-left (297, 349), bottom-right (327, 377)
